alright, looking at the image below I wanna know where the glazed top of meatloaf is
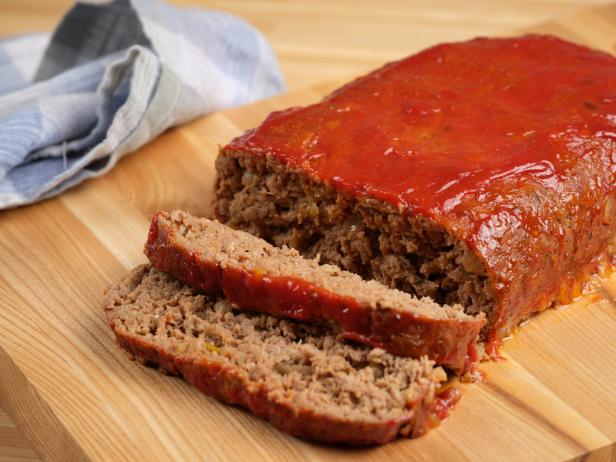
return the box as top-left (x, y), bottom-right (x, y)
top-left (225, 34), bottom-right (616, 326)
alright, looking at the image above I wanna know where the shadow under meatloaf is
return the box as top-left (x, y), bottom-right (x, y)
top-left (145, 210), bottom-right (485, 374)
top-left (104, 265), bottom-right (457, 446)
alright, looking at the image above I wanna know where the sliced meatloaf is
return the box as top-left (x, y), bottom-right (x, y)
top-left (215, 35), bottom-right (616, 354)
top-left (104, 265), bottom-right (457, 445)
top-left (145, 210), bottom-right (485, 373)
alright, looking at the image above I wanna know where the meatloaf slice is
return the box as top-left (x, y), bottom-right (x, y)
top-left (215, 35), bottom-right (616, 354)
top-left (145, 210), bottom-right (485, 373)
top-left (104, 265), bottom-right (457, 445)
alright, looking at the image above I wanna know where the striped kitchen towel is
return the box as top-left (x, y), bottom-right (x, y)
top-left (0, 0), bottom-right (285, 209)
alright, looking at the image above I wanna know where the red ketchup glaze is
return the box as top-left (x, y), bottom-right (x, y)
top-left (226, 35), bottom-right (616, 345)
top-left (434, 387), bottom-right (462, 422)
top-left (144, 214), bottom-right (484, 373)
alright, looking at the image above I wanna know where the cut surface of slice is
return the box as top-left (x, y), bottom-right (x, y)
top-left (104, 265), bottom-right (457, 445)
top-left (145, 210), bottom-right (485, 373)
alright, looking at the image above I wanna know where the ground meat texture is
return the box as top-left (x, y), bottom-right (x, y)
top-left (215, 152), bottom-right (497, 331)
top-left (104, 265), bottom-right (455, 446)
top-left (144, 210), bottom-right (485, 373)
top-left (214, 35), bottom-right (616, 353)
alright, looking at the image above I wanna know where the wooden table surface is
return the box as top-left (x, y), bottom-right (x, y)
top-left (0, 1), bottom-right (615, 461)
top-left (0, 0), bottom-right (610, 91)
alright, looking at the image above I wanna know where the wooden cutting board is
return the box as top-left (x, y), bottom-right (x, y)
top-left (1, 5), bottom-right (616, 462)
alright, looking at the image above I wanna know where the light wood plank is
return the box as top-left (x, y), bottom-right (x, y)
top-left (0, 408), bottom-right (38, 462)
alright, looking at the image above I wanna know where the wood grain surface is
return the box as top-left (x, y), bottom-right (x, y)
top-left (1, 1), bottom-right (616, 461)
top-left (0, 0), bottom-right (610, 90)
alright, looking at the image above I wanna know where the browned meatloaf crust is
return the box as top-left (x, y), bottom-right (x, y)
top-left (104, 265), bottom-right (458, 445)
top-left (214, 36), bottom-right (616, 353)
top-left (144, 210), bottom-right (484, 373)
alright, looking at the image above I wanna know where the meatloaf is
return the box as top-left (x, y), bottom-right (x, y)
top-left (145, 210), bottom-right (485, 373)
top-left (215, 35), bottom-right (616, 353)
top-left (104, 265), bottom-right (458, 445)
